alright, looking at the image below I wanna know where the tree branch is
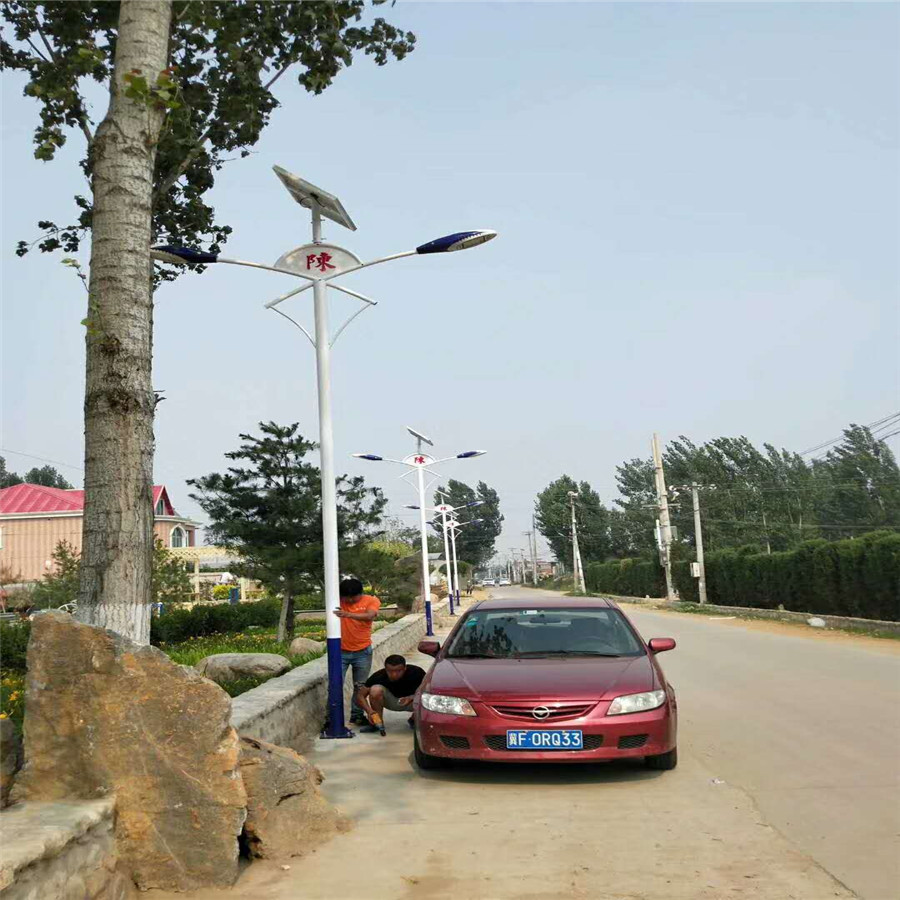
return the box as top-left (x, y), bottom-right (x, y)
top-left (35, 21), bottom-right (96, 150)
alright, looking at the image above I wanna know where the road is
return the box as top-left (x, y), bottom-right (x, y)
top-left (152, 586), bottom-right (900, 900)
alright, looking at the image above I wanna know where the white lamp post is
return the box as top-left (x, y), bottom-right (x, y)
top-left (407, 496), bottom-right (482, 614)
top-left (354, 429), bottom-right (484, 636)
top-left (448, 516), bottom-right (484, 605)
top-left (153, 166), bottom-right (496, 740)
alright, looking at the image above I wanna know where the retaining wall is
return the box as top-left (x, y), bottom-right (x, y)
top-left (0, 800), bottom-right (133, 900)
top-left (231, 599), bottom-right (449, 747)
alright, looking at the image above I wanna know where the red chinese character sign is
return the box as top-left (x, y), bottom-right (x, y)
top-left (403, 453), bottom-right (436, 468)
top-left (435, 504), bottom-right (453, 513)
top-left (274, 242), bottom-right (362, 279)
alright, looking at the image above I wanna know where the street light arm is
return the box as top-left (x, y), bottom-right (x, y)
top-left (264, 251), bottom-right (417, 309)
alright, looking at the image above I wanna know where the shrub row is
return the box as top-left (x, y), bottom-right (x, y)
top-left (0, 621), bottom-right (31, 673)
top-left (586, 531), bottom-right (900, 622)
top-left (584, 558), bottom-right (665, 599)
top-left (150, 597), bottom-right (282, 645)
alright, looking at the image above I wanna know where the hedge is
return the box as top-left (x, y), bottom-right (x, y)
top-left (587, 531), bottom-right (900, 622)
top-left (150, 597), bottom-right (282, 645)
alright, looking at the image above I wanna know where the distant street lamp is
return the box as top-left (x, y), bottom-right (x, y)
top-left (448, 516), bottom-right (484, 605)
top-left (354, 428), bottom-right (484, 636)
top-left (154, 166), bottom-right (496, 740)
top-left (407, 496), bottom-right (481, 614)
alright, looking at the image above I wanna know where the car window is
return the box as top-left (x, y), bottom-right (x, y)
top-left (447, 608), bottom-right (645, 658)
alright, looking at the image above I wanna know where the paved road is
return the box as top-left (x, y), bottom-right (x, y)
top-left (153, 587), bottom-right (899, 900)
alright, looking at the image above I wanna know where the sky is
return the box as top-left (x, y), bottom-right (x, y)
top-left (2, 2), bottom-right (898, 563)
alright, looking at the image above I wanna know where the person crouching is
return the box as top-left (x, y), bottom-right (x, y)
top-left (356, 654), bottom-right (426, 733)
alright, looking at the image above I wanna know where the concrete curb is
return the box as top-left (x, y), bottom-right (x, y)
top-left (231, 600), bottom-right (450, 747)
top-left (591, 593), bottom-right (900, 636)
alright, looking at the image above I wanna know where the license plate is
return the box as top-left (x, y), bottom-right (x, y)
top-left (506, 729), bottom-right (583, 750)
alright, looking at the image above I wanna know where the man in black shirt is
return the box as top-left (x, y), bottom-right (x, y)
top-left (356, 654), bottom-right (426, 733)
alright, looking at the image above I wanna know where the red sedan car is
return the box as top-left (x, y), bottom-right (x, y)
top-left (413, 597), bottom-right (677, 770)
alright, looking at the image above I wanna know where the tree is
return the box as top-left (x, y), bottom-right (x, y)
top-left (0, 457), bottom-right (23, 488)
top-left (2, 1), bottom-right (415, 643)
top-left (150, 538), bottom-right (193, 606)
top-left (188, 422), bottom-right (387, 641)
top-left (432, 479), bottom-right (503, 567)
top-left (535, 476), bottom-right (614, 566)
top-left (23, 465), bottom-right (73, 489)
top-left (814, 425), bottom-right (900, 539)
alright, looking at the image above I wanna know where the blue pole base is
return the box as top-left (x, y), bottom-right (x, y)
top-left (425, 599), bottom-right (434, 637)
top-left (320, 637), bottom-right (355, 740)
top-left (448, 592), bottom-right (455, 615)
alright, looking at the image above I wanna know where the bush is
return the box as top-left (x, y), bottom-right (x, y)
top-left (584, 558), bottom-right (664, 598)
top-left (0, 621), bottom-right (30, 674)
top-left (211, 584), bottom-right (233, 601)
top-left (150, 597), bottom-right (281, 645)
top-left (673, 532), bottom-right (900, 620)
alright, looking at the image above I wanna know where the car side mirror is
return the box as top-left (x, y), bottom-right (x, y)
top-left (648, 638), bottom-right (676, 654)
top-left (418, 640), bottom-right (441, 657)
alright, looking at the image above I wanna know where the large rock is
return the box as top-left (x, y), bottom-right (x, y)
top-left (289, 636), bottom-right (324, 657)
top-left (0, 716), bottom-right (22, 808)
top-left (239, 736), bottom-right (348, 860)
top-left (196, 653), bottom-right (292, 684)
top-left (11, 611), bottom-right (247, 892)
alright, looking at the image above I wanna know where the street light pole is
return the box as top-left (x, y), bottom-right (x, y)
top-left (691, 482), bottom-right (708, 605)
top-left (154, 167), bottom-right (496, 742)
top-left (439, 506), bottom-right (455, 615)
top-left (568, 491), bottom-right (586, 593)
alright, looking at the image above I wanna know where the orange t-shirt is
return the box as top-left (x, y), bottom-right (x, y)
top-left (340, 594), bottom-right (381, 651)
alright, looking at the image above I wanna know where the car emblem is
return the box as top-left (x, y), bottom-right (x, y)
top-left (532, 706), bottom-right (551, 720)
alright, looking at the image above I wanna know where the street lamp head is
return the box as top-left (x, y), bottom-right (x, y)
top-left (151, 245), bottom-right (219, 265)
top-left (405, 504), bottom-right (421, 510)
top-left (415, 230), bottom-right (497, 255)
top-left (352, 453), bottom-right (383, 462)
top-left (465, 500), bottom-right (483, 508)
top-left (457, 450), bottom-right (486, 459)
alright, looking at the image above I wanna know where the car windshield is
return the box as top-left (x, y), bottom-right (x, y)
top-left (446, 607), bottom-right (645, 659)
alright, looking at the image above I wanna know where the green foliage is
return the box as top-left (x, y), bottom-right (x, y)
top-left (0, 671), bottom-right (25, 734)
top-left (188, 422), bottom-right (386, 598)
top-left (432, 479), bottom-right (503, 567)
top-left (30, 540), bottom-right (80, 609)
top-left (151, 539), bottom-right (193, 604)
top-left (211, 584), bottom-right (233, 601)
top-left (150, 597), bottom-right (282, 645)
top-left (535, 476), bottom-right (617, 566)
top-left (0, 621), bottom-right (31, 673)
top-left (668, 532), bottom-right (900, 620)
top-left (1, 1), bottom-right (416, 268)
top-left (584, 558), bottom-right (665, 599)
top-left (0, 456), bottom-right (71, 489)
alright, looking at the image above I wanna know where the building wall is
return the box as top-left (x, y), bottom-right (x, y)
top-left (1, 518), bottom-right (196, 582)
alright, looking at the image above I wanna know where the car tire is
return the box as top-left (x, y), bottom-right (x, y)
top-left (644, 746), bottom-right (677, 770)
top-left (414, 732), bottom-right (445, 770)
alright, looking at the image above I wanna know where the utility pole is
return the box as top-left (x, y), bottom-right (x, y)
top-left (651, 433), bottom-right (676, 602)
top-left (567, 490), bottom-right (586, 593)
top-left (691, 482), bottom-right (708, 605)
top-left (526, 522), bottom-right (539, 586)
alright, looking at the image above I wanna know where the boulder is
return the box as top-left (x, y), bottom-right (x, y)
top-left (196, 653), bottom-right (292, 684)
top-left (239, 736), bottom-right (348, 860)
top-left (289, 636), bottom-right (325, 657)
top-left (0, 716), bottom-right (22, 808)
top-left (11, 611), bottom-right (247, 892)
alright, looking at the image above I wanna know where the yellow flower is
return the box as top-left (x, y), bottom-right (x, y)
top-left (0, 713), bottom-right (7, 719)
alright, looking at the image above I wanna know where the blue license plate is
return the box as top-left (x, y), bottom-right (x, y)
top-left (506, 729), bottom-right (583, 750)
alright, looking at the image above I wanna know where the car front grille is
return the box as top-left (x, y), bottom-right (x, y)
top-left (490, 703), bottom-right (595, 721)
top-left (484, 734), bottom-right (604, 751)
top-left (617, 734), bottom-right (648, 749)
top-left (439, 735), bottom-right (471, 750)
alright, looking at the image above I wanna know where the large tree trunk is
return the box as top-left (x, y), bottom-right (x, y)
top-left (76, 1), bottom-right (173, 644)
top-left (277, 589), bottom-right (295, 644)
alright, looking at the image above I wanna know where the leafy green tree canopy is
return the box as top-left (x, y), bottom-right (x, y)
top-left (1, 0), bottom-right (416, 266)
top-left (0, 457), bottom-right (72, 489)
top-left (535, 476), bottom-right (615, 566)
top-left (432, 478), bottom-right (503, 567)
top-left (188, 421), bottom-right (387, 639)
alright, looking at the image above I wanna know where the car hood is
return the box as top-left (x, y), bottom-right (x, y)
top-left (426, 655), bottom-right (658, 702)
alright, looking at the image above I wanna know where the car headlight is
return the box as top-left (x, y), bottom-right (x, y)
top-left (607, 690), bottom-right (666, 716)
top-left (421, 693), bottom-right (477, 717)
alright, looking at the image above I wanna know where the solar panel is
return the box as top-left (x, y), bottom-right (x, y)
top-left (272, 165), bottom-right (357, 232)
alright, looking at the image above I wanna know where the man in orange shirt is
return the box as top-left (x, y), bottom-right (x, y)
top-left (334, 576), bottom-right (381, 726)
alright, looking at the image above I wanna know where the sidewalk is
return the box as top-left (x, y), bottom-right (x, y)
top-left (148, 598), bottom-right (851, 900)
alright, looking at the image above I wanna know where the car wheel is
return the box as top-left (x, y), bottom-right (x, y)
top-left (414, 732), bottom-right (445, 770)
top-left (645, 746), bottom-right (678, 770)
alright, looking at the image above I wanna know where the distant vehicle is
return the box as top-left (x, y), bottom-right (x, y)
top-left (498, 578), bottom-right (512, 587)
top-left (413, 596), bottom-right (678, 770)
top-left (483, 579), bottom-right (496, 587)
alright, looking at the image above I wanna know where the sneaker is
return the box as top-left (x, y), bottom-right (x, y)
top-left (359, 723), bottom-right (379, 733)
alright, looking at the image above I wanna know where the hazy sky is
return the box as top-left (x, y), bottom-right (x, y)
top-left (2, 2), bottom-right (898, 561)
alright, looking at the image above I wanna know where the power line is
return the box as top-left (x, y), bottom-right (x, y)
top-left (0, 448), bottom-right (84, 472)
top-left (799, 411), bottom-right (900, 456)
